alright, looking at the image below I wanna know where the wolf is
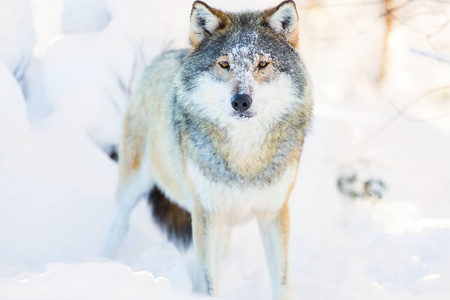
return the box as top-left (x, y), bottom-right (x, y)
top-left (102, 1), bottom-right (313, 299)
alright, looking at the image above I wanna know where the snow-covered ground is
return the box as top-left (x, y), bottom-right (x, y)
top-left (1, 0), bottom-right (449, 299)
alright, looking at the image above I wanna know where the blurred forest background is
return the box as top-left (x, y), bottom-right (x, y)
top-left (1, 0), bottom-right (449, 156)
top-left (1, 1), bottom-right (449, 299)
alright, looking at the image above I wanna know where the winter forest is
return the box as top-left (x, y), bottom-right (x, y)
top-left (0, 0), bottom-right (449, 299)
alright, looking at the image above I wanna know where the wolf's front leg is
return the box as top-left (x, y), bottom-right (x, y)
top-left (192, 202), bottom-right (225, 297)
top-left (101, 178), bottom-right (148, 258)
top-left (257, 202), bottom-right (292, 300)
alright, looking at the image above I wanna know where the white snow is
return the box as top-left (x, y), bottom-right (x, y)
top-left (0, 262), bottom-right (203, 300)
top-left (1, 0), bottom-right (450, 299)
top-left (42, 28), bottom-right (136, 151)
top-left (62, 0), bottom-right (111, 34)
top-left (0, 0), bottom-right (36, 82)
top-left (0, 63), bottom-right (30, 161)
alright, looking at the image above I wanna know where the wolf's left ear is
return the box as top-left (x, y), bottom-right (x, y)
top-left (262, 0), bottom-right (299, 48)
top-left (190, 1), bottom-right (230, 49)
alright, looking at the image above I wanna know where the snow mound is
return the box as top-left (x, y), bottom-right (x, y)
top-left (42, 28), bottom-right (136, 152)
top-left (0, 63), bottom-right (30, 160)
top-left (0, 262), bottom-right (206, 300)
top-left (42, 0), bottom-right (193, 153)
top-left (0, 113), bottom-right (117, 271)
top-left (0, 0), bottom-right (35, 82)
top-left (62, 0), bottom-right (111, 33)
top-left (110, 0), bottom-right (190, 47)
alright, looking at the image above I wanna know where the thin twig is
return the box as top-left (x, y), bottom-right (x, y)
top-left (391, 106), bottom-right (450, 122)
top-left (411, 48), bottom-right (450, 63)
top-left (300, 0), bottom-right (383, 10)
top-left (389, 11), bottom-right (450, 37)
top-left (427, 0), bottom-right (450, 4)
top-left (363, 85), bottom-right (450, 144)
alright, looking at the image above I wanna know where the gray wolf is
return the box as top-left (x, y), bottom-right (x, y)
top-left (102, 1), bottom-right (313, 299)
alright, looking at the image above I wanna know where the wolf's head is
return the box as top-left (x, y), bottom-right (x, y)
top-left (176, 1), bottom-right (311, 128)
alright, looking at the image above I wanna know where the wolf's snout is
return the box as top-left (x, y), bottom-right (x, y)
top-left (231, 94), bottom-right (252, 112)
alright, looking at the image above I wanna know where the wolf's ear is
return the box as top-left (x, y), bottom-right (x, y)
top-left (190, 1), bottom-right (229, 48)
top-left (262, 0), bottom-right (299, 48)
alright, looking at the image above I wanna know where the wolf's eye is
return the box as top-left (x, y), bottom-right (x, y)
top-left (258, 61), bottom-right (269, 68)
top-left (218, 61), bottom-right (230, 69)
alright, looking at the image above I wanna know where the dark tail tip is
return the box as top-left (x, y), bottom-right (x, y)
top-left (148, 185), bottom-right (192, 250)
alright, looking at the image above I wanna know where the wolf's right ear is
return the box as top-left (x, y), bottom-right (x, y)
top-left (262, 0), bottom-right (299, 48)
top-left (190, 1), bottom-right (229, 49)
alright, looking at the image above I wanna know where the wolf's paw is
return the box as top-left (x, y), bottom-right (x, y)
top-left (275, 286), bottom-right (293, 300)
top-left (337, 159), bottom-right (388, 202)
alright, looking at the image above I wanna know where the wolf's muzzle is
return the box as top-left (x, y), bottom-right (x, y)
top-left (231, 94), bottom-right (252, 113)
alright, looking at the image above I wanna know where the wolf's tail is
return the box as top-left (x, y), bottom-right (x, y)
top-left (147, 185), bottom-right (192, 250)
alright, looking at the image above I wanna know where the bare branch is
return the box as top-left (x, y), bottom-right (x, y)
top-left (411, 48), bottom-right (450, 63)
top-left (379, 0), bottom-right (411, 17)
top-left (391, 106), bottom-right (450, 122)
top-left (379, 0), bottom-right (396, 81)
top-left (308, 16), bottom-right (383, 40)
top-left (363, 85), bottom-right (450, 144)
top-left (388, 10), bottom-right (450, 37)
top-left (427, 0), bottom-right (450, 4)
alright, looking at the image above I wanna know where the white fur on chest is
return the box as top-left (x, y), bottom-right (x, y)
top-left (226, 120), bottom-right (269, 159)
top-left (186, 158), bottom-right (297, 219)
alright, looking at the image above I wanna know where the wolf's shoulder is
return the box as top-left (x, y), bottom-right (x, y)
top-left (135, 49), bottom-right (189, 95)
top-left (151, 49), bottom-right (189, 66)
top-left (146, 49), bottom-right (189, 74)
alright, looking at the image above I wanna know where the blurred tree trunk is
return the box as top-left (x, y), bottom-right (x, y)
top-left (379, 0), bottom-right (395, 81)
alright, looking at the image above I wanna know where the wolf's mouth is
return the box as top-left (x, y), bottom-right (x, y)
top-left (232, 111), bottom-right (255, 120)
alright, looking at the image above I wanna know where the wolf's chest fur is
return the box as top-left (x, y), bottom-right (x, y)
top-left (171, 100), bottom-right (306, 215)
top-left (176, 104), bottom-right (305, 188)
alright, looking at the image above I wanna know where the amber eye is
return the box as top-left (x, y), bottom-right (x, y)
top-left (258, 61), bottom-right (269, 68)
top-left (218, 61), bottom-right (230, 69)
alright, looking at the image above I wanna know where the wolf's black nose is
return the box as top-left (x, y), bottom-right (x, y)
top-left (231, 94), bottom-right (252, 112)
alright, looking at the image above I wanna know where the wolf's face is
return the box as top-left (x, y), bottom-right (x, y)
top-left (177, 1), bottom-right (309, 128)
top-left (211, 40), bottom-right (280, 121)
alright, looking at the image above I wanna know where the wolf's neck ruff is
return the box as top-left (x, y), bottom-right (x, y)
top-left (174, 97), bottom-right (309, 185)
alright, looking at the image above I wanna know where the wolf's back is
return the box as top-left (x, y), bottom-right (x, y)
top-left (133, 49), bottom-right (193, 250)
